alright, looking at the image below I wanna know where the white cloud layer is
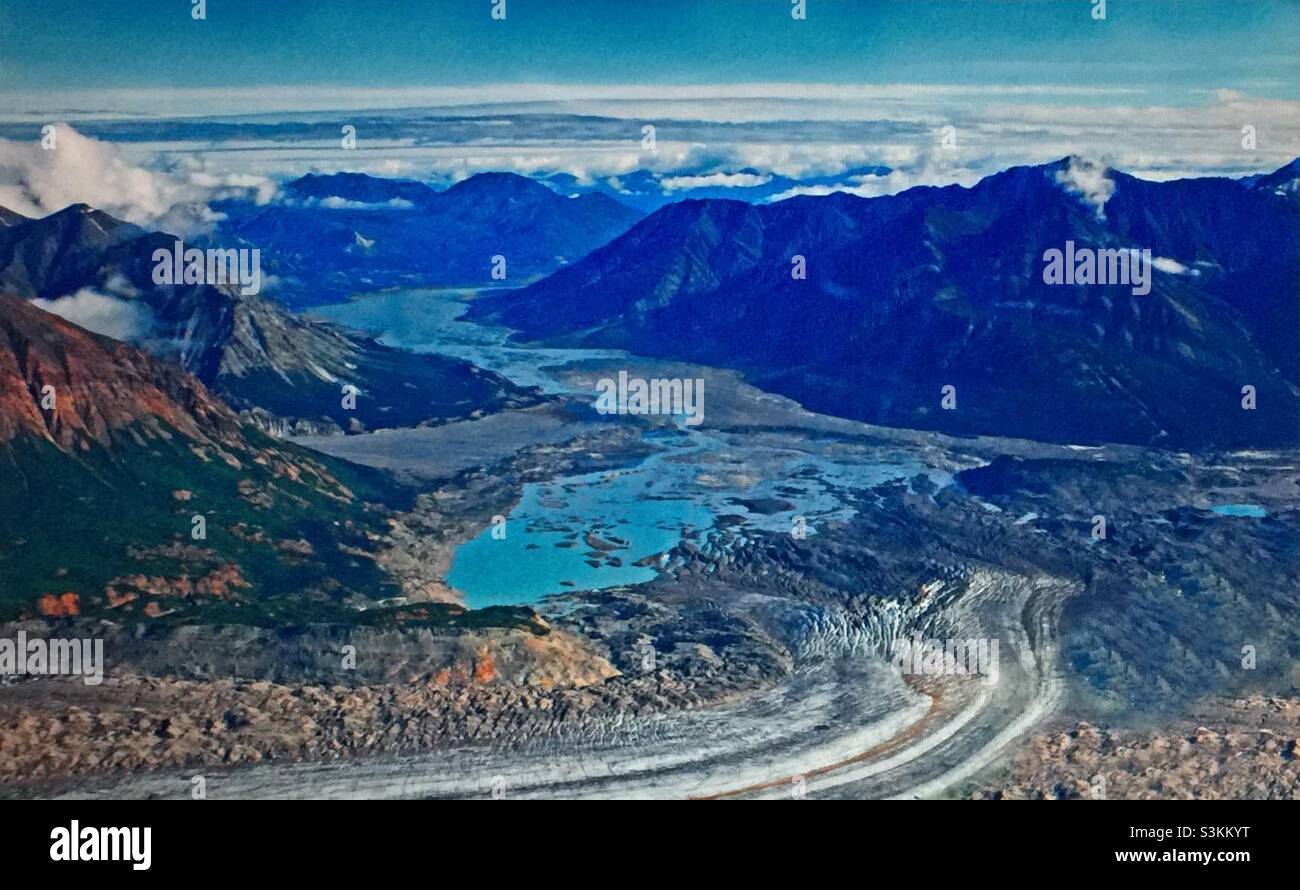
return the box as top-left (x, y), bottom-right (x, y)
top-left (0, 83), bottom-right (1152, 122)
top-left (0, 125), bottom-right (275, 233)
top-left (130, 87), bottom-right (1294, 198)
top-left (0, 85), bottom-right (1295, 224)
top-left (660, 171), bottom-right (772, 191)
top-left (31, 289), bottom-right (155, 341)
top-left (317, 196), bottom-right (414, 210)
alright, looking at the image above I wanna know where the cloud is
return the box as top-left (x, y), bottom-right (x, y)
top-left (1, 89), bottom-right (1295, 220)
top-left (1153, 256), bottom-right (1196, 275)
top-left (0, 125), bottom-right (274, 234)
top-left (45, 83), bottom-right (1293, 203)
top-left (767, 148), bottom-right (980, 201)
top-left (318, 196), bottom-right (415, 210)
top-left (187, 169), bottom-right (278, 206)
top-left (31, 289), bottom-right (155, 341)
top-left (1054, 156), bottom-right (1115, 219)
top-left (0, 83), bottom-right (1150, 122)
top-left (660, 172), bottom-right (772, 191)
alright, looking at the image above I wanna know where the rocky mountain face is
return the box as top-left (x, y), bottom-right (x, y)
top-left (220, 171), bottom-right (644, 308)
top-left (0, 292), bottom-right (242, 451)
top-left (0, 293), bottom-right (417, 621)
top-left (1243, 158), bottom-right (1300, 196)
top-left (474, 158), bottom-right (1300, 449)
top-left (0, 204), bottom-right (540, 433)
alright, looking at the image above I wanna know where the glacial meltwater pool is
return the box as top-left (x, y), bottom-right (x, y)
top-left (444, 455), bottom-right (715, 607)
top-left (1211, 503), bottom-right (1267, 518)
top-left (444, 431), bottom-right (951, 608)
top-left (313, 289), bottom-right (952, 609)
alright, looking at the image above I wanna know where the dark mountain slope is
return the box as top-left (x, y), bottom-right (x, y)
top-left (0, 205), bottom-right (540, 433)
top-left (474, 159), bottom-right (1300, 448)
top-left (0, 206), bottom-right (30, 228)
top-left (287, 172), bottom-right (439, 208)
top-left (224, 171), bottom-right (643, 307)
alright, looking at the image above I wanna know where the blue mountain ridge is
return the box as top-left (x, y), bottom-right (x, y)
top-left (219, 171), bottom-right (644, 308)
top-left (472, 158), bottom-right (1300, 449)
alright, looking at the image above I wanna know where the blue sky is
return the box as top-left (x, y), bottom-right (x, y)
top-left (1, 0), bottom-right (1296, 103)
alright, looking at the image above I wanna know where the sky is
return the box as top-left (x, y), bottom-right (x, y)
top-left (0, 0), bottom-right (1296, 102)
top-left (0, 0), bottom-right (1296, 228)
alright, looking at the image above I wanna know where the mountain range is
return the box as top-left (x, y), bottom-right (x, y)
top-left (0, 204), bottom-right (540, 434)
top-left (1, 156), bottom-right (1296, 623)
top-left (473, 158), bottom-right (1300, 449)
top-left (219, 171), bottom-right (643, 307)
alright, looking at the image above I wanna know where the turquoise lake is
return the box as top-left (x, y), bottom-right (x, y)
top-left (1211, 503), bottom-right (1267, 518)
top-left (314, 289), bottom-right (950, 609)
top-left (445, 450), bottom-right (716, 606)
top-left (445, 431), bottom-right (950, 608)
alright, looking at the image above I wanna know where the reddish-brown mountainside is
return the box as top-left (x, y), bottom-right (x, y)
top-left (0, 292), bottom-right (242, 452)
